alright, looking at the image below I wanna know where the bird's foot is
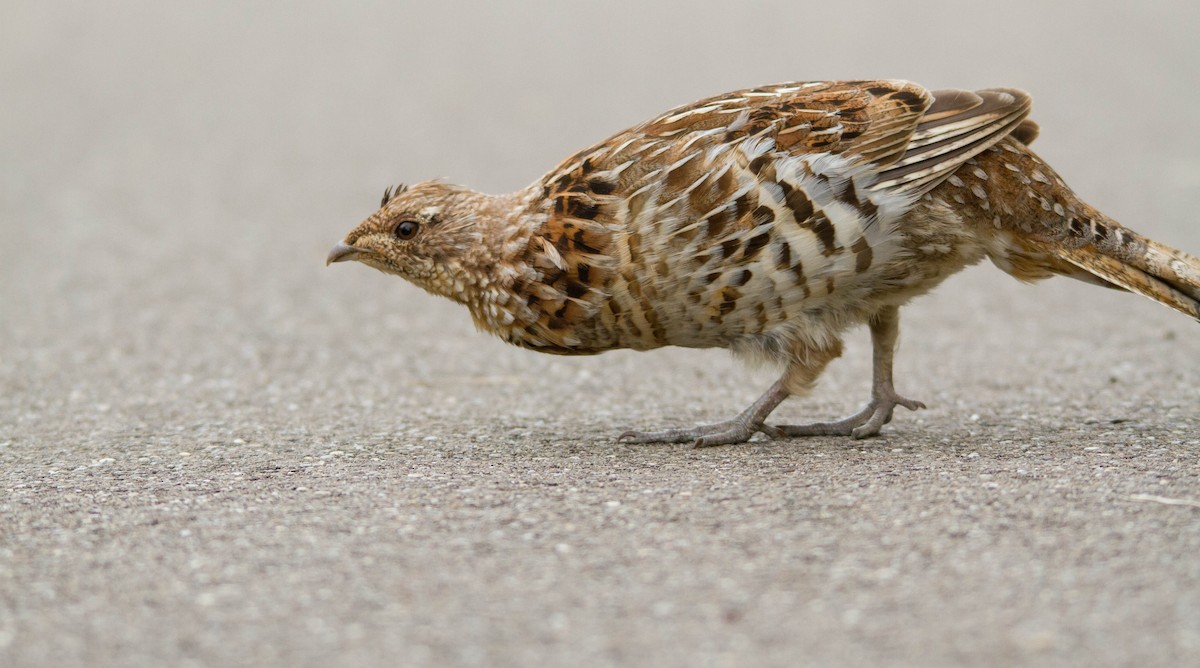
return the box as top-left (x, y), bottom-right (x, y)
top-left (619, 380), bottom-right (791, 448)
top-left (777, 391), bottom-right (925, 440)
top-left (618, 416), bottom-right (780, 448)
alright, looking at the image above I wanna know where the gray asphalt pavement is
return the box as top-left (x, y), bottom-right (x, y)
top-left (3, 2), bottom-right (1200, 666)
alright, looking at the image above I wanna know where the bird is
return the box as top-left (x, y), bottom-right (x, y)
top-left (327, 80), bottom-right (1200, 447)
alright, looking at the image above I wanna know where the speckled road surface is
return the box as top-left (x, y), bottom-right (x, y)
top-left (3, 2), bottom-right (1200, 666)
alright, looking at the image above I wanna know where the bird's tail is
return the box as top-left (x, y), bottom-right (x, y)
top-left (1043, 220), bottom-right (1200, 321)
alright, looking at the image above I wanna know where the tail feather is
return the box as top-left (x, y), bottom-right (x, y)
top-left (1052, 243), bottom-right (1200, 320)
top-left (1138, 238), bottom-right (1200, 304)
top-left (1040, 220), bottom-right (1200, 321)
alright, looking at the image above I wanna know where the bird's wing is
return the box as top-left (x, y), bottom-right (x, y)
top-left (516, 81), bottom-right (1032, 350)
top-left (871, 86), bottom-right (1032, 197)
top-left (536, 81), bottom-right (1032, 221)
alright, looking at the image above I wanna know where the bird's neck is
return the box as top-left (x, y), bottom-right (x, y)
top-left (442, 189), bottom-right (547, 338)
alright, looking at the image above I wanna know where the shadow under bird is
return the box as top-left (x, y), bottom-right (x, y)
top-left (327, 80), bottom-right (1200, 447)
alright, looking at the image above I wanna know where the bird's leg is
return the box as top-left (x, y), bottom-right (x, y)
top-left (777, 305), bottom-right (925, 439)
top-left (618, 342), bottom-right (842, 448)
top-left (617, 377), bottom-right (789, 448)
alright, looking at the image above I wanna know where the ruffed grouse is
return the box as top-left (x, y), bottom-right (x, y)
top-left (328, 80), bottom-right (1200, 446)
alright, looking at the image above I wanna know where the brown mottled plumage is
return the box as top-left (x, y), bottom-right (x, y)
top-left (328, 80), bottom-right (1200, 446)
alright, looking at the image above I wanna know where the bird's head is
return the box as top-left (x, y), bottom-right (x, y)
top-left (326, 181), bottom-right (491, 301)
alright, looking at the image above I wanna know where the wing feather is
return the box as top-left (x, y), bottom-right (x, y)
top-left (873, 88), bottom-right (1032, 197)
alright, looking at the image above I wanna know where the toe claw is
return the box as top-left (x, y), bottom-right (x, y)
top-left (898, 398), bottom-right (926, 411)
top-left (758, 423), bottom-right (783, 439)
top-left (618, 429), bottom-right (689, 444)
top-left (617, 430), bottom-right (662, 443)
top-left (692, 427), bottom-right (755, 448)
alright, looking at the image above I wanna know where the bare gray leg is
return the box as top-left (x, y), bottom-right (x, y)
top-left (618, 377), bottom-right (788, 448)
top-left (776, 305), bottom-right (925, 439)
top-left (618, 341), bottom-right (842, 448)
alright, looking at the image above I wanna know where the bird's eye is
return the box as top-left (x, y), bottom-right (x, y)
top-left (394, 220), bottom-right (420, 240)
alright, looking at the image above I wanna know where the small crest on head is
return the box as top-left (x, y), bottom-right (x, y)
top-left (380, 182), bottom-right (410, 208)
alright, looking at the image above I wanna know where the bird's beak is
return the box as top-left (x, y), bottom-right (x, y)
top-left (326, 242), bottom-right (359, 266)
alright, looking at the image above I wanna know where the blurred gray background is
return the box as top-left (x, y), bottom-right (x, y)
top-left (3, 1), bottom-right (1200, 666)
